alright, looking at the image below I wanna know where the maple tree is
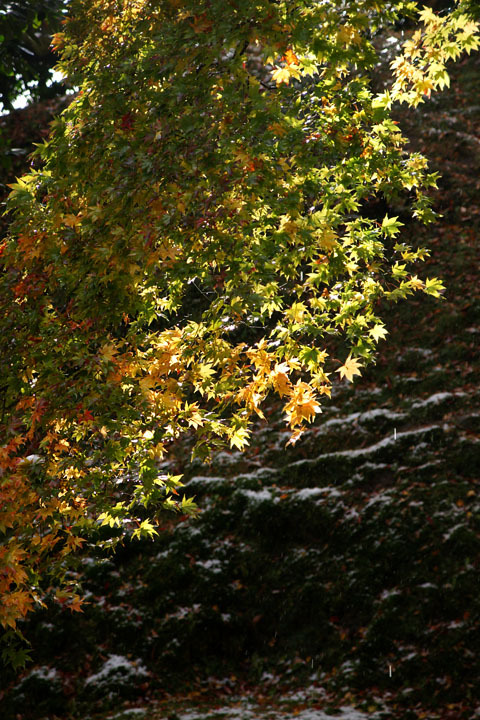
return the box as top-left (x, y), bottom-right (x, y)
top-left (0, 0), bottom-right (478, 664)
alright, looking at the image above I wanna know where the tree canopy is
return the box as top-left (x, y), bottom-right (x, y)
top-left (0, 0), bottom-right (478, 661)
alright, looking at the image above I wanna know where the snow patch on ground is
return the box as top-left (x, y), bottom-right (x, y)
top-left (85, 654), bottom-right (148, 686)
top-left (363, 491), bottom-right (394, 510)
top-left (188, 475), bottom-right (228, 486)
top-left (288, 424), bottom-right (442, 469)
top-left (196, 558), bottom-right (224, 573)
top-left (293, 486), bottom-right (343, 500)
top-left (442, 523), bottom-right (465, 541)
top-left (15, 666), bottom-right (59, 686)
top-left (110, 710), bottom-right (147, 720)
top-left (358, 408), bottom-right (406, 422)
top-left (212, 451), bottom-right (243, 466)
top-left (173, 703), bottom-right (384, 720)
top-left (411, 391), bottom-right (465, 409)
top-left (163, 605), bottom-right (202, 621)
top-left (238, 488), bottom-right (277, 503)
top-left (313, 412), bottom-right (361, 432)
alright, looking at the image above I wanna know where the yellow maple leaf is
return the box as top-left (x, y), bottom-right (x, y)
top-left (100, 344), bottom-right (117, 362)
top-left (246, 342), bottom-right (271, 375)
top-left (184, 402), bottom-right (204, 428)
top-left (316, 227), bottom-right (337, 251)
top-left (198, 363), bottom-right (215, 380)
top-left (279, 216), bottom-right (299, 237)
top-left (63, 213), bottom-right (82, 228)
top-left (409, 275), bottom-right (424, 290)
top-left (270, 363), bottom-right (292, 397)
top-left (272, 65), bottom-right (300, 86)
top-left (158, 241), bottom-right (179, 261)
top-left (335, 354), bottom-right (363, 382)
top-left (229, 426), bottom-right (250, 450)
top-left (416, 77), bottom-right (433, 97)
top-left (287, 302), bottom-right (307, 324)
top-left (286, 427), bottom-right (304, 446)
top-left (284, 381), bottom-right (321, 427)
top-left (139, 375), bottom-right (157, 393)
top-left (418, 6), bottom-right (438, 25)
top-left (337, 25), bottom-right (361, 47)
top-left (236, 381), bottom-right (266, 418)
top-left (369, 324), bottom-right (388, 342)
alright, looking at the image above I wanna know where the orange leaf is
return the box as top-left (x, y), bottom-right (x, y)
top-left (284, 48), bottom-right (299, 65)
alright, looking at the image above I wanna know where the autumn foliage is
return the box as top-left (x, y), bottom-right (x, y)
top-left (0, 0), bottom-right (478, 660)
